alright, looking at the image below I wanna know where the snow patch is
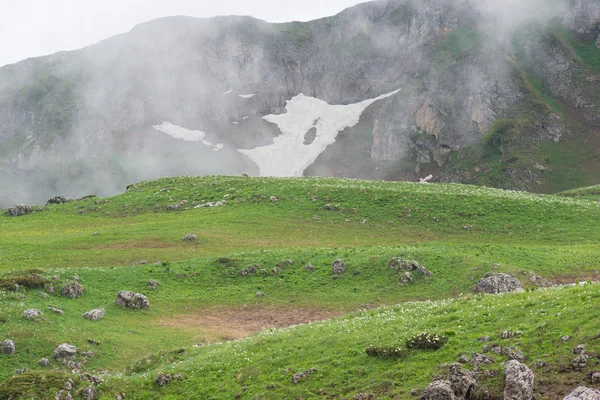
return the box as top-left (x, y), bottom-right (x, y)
top-left (242, 116), bottom-right (249, 120)
top-left (153, 122), bottom-right (224, 151)
top-left (222, 89), bottom-right (233, 95)
top-left (239, 94), bottom-right (255, 99)
top-left (238, 89), bottom-right (400, 176)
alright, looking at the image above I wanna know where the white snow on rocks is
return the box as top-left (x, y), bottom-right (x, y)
top-left (153, 122), bottom-right (224, 151)
top-left (238, 94), bottom-right (256, 99)
top-left (238, 89), bottom-right (400, 176)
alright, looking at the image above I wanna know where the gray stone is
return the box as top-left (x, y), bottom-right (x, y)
top-left (471, 353), bottom-right (495, 370)
top-left (2, 340), bottom-right (15, 354)
top-left (48, 306), bottom-right (64, 315)
top-left (591, 372), bottom-right (600, 385)
top-left (332, 259), bottom-right (346, 275)
top-left (573, 344), bottom-right (585, 354)
top-left (5, 205), bottom-right (32, 217)
top-left (115, 291), bottom-right (150, 309)
top-left (47, 196), bottom-right (69, 205)
top-left (82, 386), bottom-right (95, 400)
top-left (83, 309), bottom-right (105, 321)
top-left (573, 353), bottom-right (589, 371)
top-left (448, 364), bottom-right (475, 398)
top-left (61, 281), bottom-right (84, 299)
top-left (304, 263), bottom-right (315, 272)
top-left (53, 343), bottom-right (77, 359)
top-left (148, 280), bottom-right (160, 289)
top-left (534, 359), bottom-right (547, 369)
top-left (503, 360), bottom-right (534, 400)
top-left (156, 372), bottom-right (184, 386)
top-left (474, 273), bottom-right (524, 294)
top-left (38, 358), bottom-right (50, 366)
top-left (563, 387), bottom-right (600, 400)
top-left (420, 380), bottom-right (456, 400)
top-left (182, 234), bottom-right (198, 241)
top-left (23, 309), bottom-right (42, 319)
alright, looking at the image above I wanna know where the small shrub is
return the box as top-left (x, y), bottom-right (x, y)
top-left (406, 333), bottom-right (448, 350)
top-left (365, 345), bottom-right (408, 358)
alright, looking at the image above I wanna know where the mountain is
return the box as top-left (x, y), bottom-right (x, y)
top-left (0, 0), bottom-right (599, 207)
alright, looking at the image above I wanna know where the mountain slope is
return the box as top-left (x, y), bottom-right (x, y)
top-left (0, 0), bottom-right (599, 206)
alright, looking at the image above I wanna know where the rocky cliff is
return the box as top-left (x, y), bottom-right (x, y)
top-left (0, 0), bottom-right (599, 206)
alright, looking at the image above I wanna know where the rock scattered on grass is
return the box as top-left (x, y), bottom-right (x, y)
top-left (448, 364), bottom-right (476, 398)
top-left (182, 234), bottom-right (198, 241)
top-left (23, 309), bottom-right (42, 319)
top-left (474, 273), bottom-right (523, 294)
top-left (304, 263), bottom-right (315, 272)
top-left (573, 344), bottom-right (585, 354)
top-left (291, 368), bottom-right (317, 384)
top-left (2, 340), bottom-right (15, 355)
top-left (4, 205), bottom-right (32, 217)
top-left (47, 306), bottom-right (64, 315)
top-left (61, 281), bottom-right (84, 299)
top-left (563, 386), bottom-right (600, 400)
top-left (53, 343), bottom-right (77, 359)
top-left (14, 367), bottom-right (29, 375)
top-left (534, 360), bottom-right (547, 369)
top-left (591, 372), bottom-right (600, 385)
top-left (83, 309), bottom-right (105, 321)
top-left (353, 394), bottom-right (375, 400)
top-left (47, 196), bottom-right (69, 205)
top-left (388, 258), bottom-right (433, 276)
top-left (500, 330), bottom-right (523, 339)
top-left (148, 280), bottom-right (160, 289)
top-left (269, 196), bottom-right (279, 203)
top-left (256, 291), bottom-right (265, 297)
top-left (420, 380), bottom-right (455, 400)
top-left (156, 372), bottom-right (184, 386)
top-left (82, 386), bottom-right (95, 400)
top-left (561, 335), bottom-right (571, 343)
top-left (87, 338), bottom-right (101, 345)
top-left (332, 259), bottom-right (346, 275)
top-left (573, 353), bottom-right (589, 371)
top-left (38, 358), bottom-right (49, 366)
top-left (504, 360), bottom-right (534, 400)
top-left (115, 291), bottom-right (150, 309)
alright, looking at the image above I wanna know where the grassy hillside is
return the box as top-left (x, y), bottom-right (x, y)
top-left (1, 176), bottom-right (599, 399)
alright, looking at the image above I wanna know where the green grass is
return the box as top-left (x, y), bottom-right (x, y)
top-left (1, 176), bottom-right (600, 398)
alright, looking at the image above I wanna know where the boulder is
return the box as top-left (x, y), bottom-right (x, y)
top-left (420, 380), bottom-right (456, 400)
top-left (83, 309), bottom-right (105, 321)
top-left (2, 340), bottom-right (15, 354)
top-left (115, 291), bottom-right (150, 309)
top-left (563, 386), bottom-right (600, 400)
top-left (474, 273), bottom-right (523, 294)
top-left (61, 281), bottom-right (84, 299)
top-left (53, 343), bottom-right (77, 359)
top-left (38, 358), bottom-right (49, 366)
top-left (5, 205), bottom-right (32, 217)
top-left (332, 259), bottom-right (346, 275)
top-left (23, 309), bottom-right (42, 319)
top-left (47, 196), bottom-right (69, 205)
top-left (448, 364), bottom-right (476, 398)
top-left (573, 344), bottom-right (585, 354)
top-left (182, 234), bottom-right (198, 241)
top-left (504, 360), bottom-right (534, 400)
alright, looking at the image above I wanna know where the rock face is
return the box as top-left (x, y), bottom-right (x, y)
top-left (420, 380), bottom-right (456, 400)
top-left (1, 340), bottom-right (15, 355)
top-left (4, 205), bottom-right (32, 216)
top-left (504, 360), bottom-right (534, 400)
top-left (563, 387), bottom-right (600, 400)
top-left (53, 343), bottom-right (77, 359)
top-left (83, 309), bottom-right (105, 321)
top-left (1, 0), bottom-right (599, 207)
top-left (61, 281), bottom-right (84, 299)
top-left (115, 291), bottom-right (150, 309)
top-left (474, 273), bottom-right (524, 294)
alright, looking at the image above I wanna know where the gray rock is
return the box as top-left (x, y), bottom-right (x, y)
top-left (291, 368), bottom-right (317, 384)
top-left (591, 372), bottom-right (600, 385)
top-left (471, 353), bottom-right (495, 370)
top-left (332, 259), bottom-right (346, 275)
top-left (5, 205), bottom-right (32, 217)
top-left (505, 347), bottom-right (525, 362)
top-left (420, 380), bottom-right (456, 400)
top-left (256, 291), bottom-right (265, 297)
top-left (534, 359), bottom-right (547, 368)
top-left (561, 335), bottom-right (571, 343)
top-left (474, 273), bottom-right (524, 294)
top-left (182, 234), bottom-right (198, 241)
top-left (478, 336), bottom-right (491, 343)
top-left (573, 353), bottom-right (589, 371)
top-left (269, 196), bottom-right (279, 202)
top-left (38, 358), bottom-right (50, 366)
top-left (448, 364), bottom-right (476, 398)
top-left (156, 372), bottom-right (184, 386)
top-left (47, 196), bottom-right (69, 205)
top-left (48, 306), bottom-right (64, 315)
top-left (458, 355), bottom-right (469, 364)
top-left (574, 344), bottom-right (585, 354)
top-left (304, 263), bottom-right (315, 272)
top-left (82, 386), bottom-right (95, 400)
top-left (53, 343), bottom-right (77, 359)
top-left (115, 291), bottom-right (150, 309)
top-left (504, 360), bottom-right (534, 400)
top-left (2, 340), bottom-right (15, 354)
top-left (148, 280), bottom-right (160, 289)
top-left (563, 387), bottom-right (600, 400)
top-left (500, 330), bottom-right (524, 339)
top-left (61, 281), bottom-right (84, 299)
top-left (23, 309), bottom-right (42, 319)
top-left (83, 309), bottom-right (105, 321)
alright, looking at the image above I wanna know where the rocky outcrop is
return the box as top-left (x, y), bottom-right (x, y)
top-left (61, 281), bottom-right (84, 299)
top-left (420, 380), bottom-right (456, 400)
top-left (474, 273), bottom-right (524, 294)
top-left (448, 364), bottom-right (476, 398)
top-left (504, 360), bottom-right (534, 400)
top-left (332, 259), bottom-right (346, 275)
top-left (115, 291), bottom-right (150, 309)
top-left (4, 205), bottom-right (32, 216)
top-left (563, 386), bottom-right (600, 400)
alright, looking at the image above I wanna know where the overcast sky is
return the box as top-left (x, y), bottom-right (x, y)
top-left (0, 0), bottom-right (365, 67)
